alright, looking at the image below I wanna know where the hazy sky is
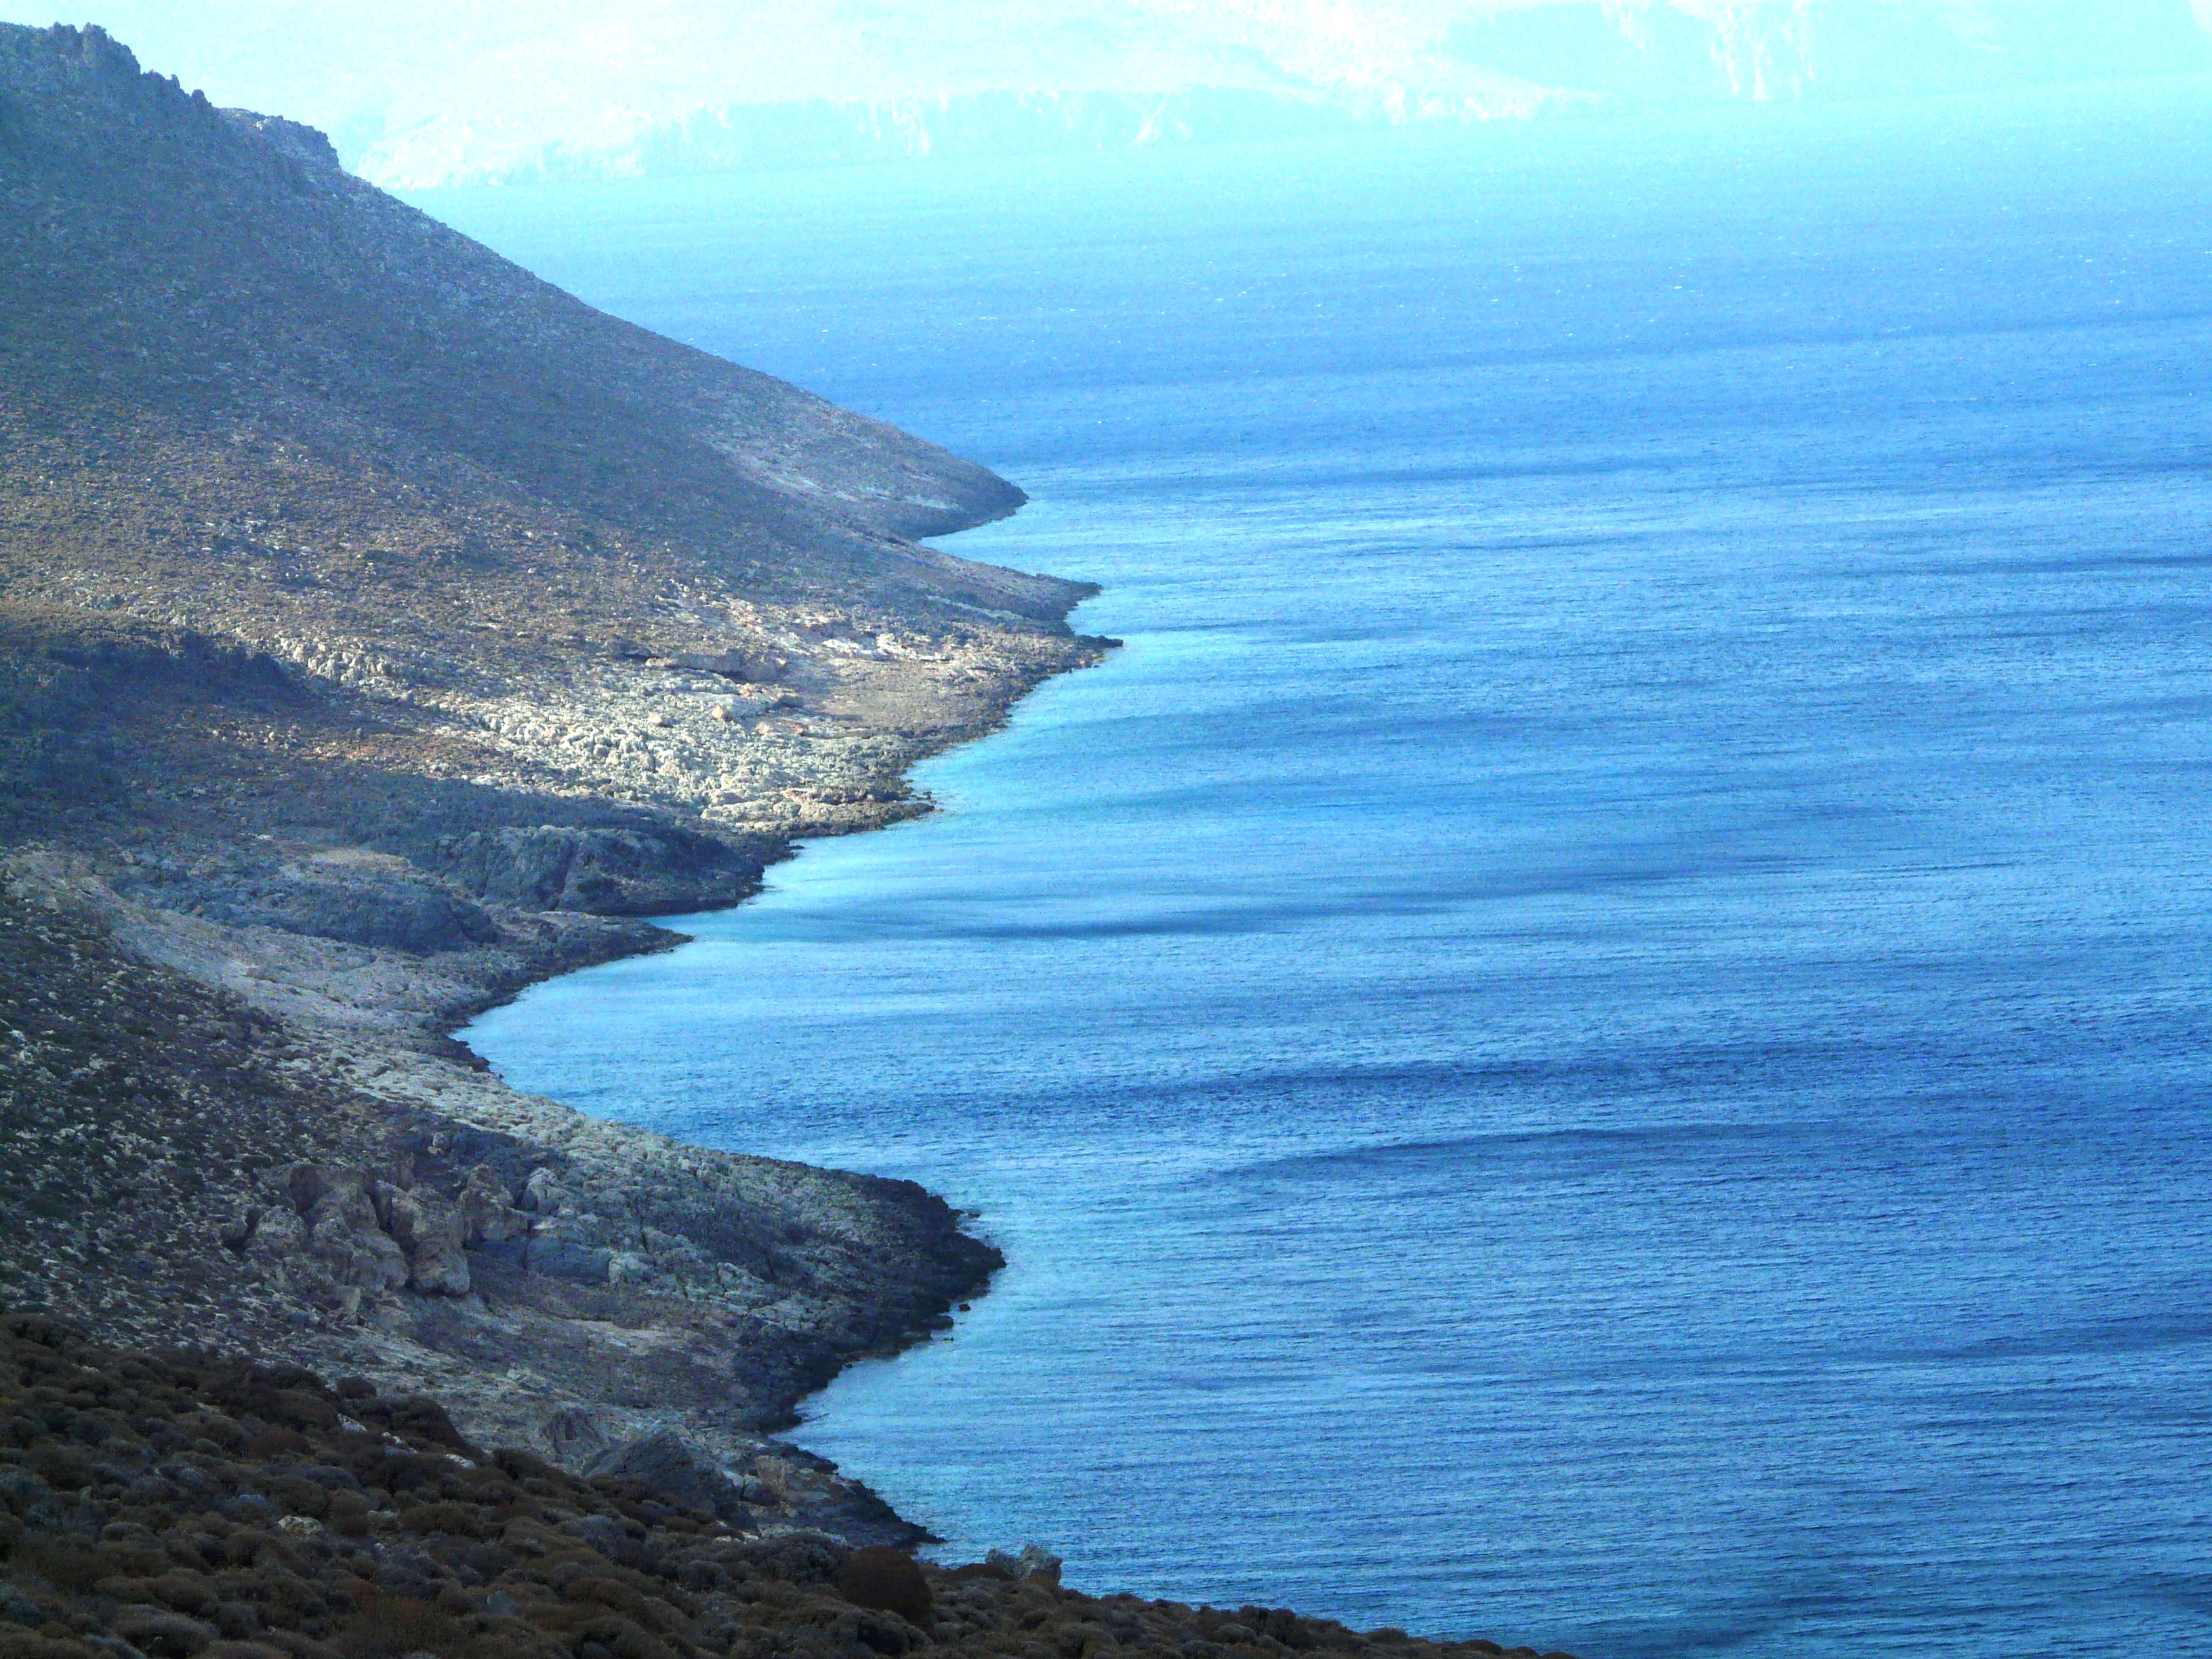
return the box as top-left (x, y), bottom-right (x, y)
top-left (7, 2), bottom-right (2209, 184)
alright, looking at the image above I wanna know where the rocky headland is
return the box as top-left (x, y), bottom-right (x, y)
top-left (0, 19), bottom-right (1105, 1541)
top-left (0, 23), bottom-right (1572, 1659)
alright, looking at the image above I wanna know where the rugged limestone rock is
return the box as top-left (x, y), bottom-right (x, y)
top-left (375, 1184), bottom-right (472, 1295)
top-left (460, 1162), bottom-right (531, 1244)
top-left (296, 1169), bottom-right (411, 1296)
top-left (194, 863), bottom-right (501, 954)
top-left (434, 825), bottom-right (764, 916)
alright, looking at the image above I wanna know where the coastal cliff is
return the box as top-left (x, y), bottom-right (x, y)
top-left (0, 21), bottom-right (1105, 1540)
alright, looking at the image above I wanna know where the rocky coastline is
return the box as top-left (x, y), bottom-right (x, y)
top-left (0, 23), bottom-right (1576, 1658)
top-left (0, 18), bottom-right (1103, 1549)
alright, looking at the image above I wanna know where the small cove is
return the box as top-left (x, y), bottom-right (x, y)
top-left (449, 88), bottom-right (2212, 1658)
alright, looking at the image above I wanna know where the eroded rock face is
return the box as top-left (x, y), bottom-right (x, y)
top-left (459, 1163), bottom-right (530, 1243)
top-left (245, 1202), bottom-right (308, 1262)
top-left (375, 1185), bottom-right (471, 1295)
top-left (294, 1168), bottom-right (409, 1295)
top-left (266, 1164), bottom-right (483, 1298)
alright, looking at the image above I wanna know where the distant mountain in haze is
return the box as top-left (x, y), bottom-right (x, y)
top-left (12, 1), bottom-right (2211, 185)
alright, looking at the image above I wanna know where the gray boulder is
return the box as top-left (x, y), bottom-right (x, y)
top-left (527, 1235), bottom-right (612, 1284)
top-left (459, 1164), bottom-right (531, 1243)
top-left (292, 1168), bottom-right (407, 1294)
top-left (191, 865), bottom-right (498, 954)
top-left (518, 1166), bottom-right (569, 1214)
top-left (377, 1186), bottom-right (470, 1296)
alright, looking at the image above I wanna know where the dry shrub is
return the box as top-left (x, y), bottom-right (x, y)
top-left (397, 1500), bottom-right (497, 1540)
top-left (563, 1580), bottom-right (661, 1626)
top-left (185, 1413), bottom-right (246, 1452)
top-left (493, 1449), bottom-right (556, 1483)
top-left (23, 1445), bottom-right (94, 1491)
top-left (266, 1476), bottom-right (329, 1520)
top-left (327, 1509), bottom-right (369, 1541)
top-left (362, 1453), bottom-right (435, 1498)
top-left (360, 1398), bottom-right (470, 1453)
top-left (219, 1530), bottom-right (279, 1569)
top-left (146, 1570), bottom-right (221, 1617)
top-left (245, 1429), bottom-right (310, 1462)
top-left (112, 1606), bottom-right (219, 1658)
top-left (0, 1633), bottom-right (98, 1659)
top-left (336, 1595), bottom-right (480, 1659)
top-left (255, 1566), bottom-right (332, 1626)
top-left (836, 1548), bottom-right (931, 1624)
top-left (567, 1613), bottom-right (677, 1659)
top-left (521, 1603), bottom-right (595, 1637)
top-left (12, 1536), bottom-right (104, 1593)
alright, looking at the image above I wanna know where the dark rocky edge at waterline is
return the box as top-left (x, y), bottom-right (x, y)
top-left (0, 22), bottom-right (1570, 1654)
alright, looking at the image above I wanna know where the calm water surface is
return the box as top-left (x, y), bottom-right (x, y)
top-left (444, 90), bottom-right (2212, 1658)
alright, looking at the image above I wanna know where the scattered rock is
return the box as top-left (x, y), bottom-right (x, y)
top-left (986, 1544), bottom-right (1065, 1587)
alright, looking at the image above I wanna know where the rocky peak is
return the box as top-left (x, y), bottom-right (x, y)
top-left (1, 22), bottom-right (345, 188)
top-left (224, 107), bottom-right (344, 171)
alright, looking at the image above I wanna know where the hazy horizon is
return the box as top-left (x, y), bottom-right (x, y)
top-left (6, 1), bottom-right (2210, 184)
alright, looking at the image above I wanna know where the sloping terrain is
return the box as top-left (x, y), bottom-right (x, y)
top-left (0, 22), bottom-right (1104, 1530)
top-left (0, 1316), bottom-right (1570, 1659)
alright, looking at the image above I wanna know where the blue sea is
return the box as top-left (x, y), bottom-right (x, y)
top-left (438, 85), bottom-right (2212, 1659)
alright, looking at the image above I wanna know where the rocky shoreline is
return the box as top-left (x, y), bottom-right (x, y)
top-left (0, 626), bottom-right (1099, 1549)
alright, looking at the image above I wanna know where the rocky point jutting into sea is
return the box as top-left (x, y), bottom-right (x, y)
top-left (0, 14), bottom-right (1095, 1546)
top-left (0, 22), bottom-right (1578, 1659)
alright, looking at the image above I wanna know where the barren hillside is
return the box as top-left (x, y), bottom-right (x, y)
top-left (0, 22), bottom-right (1105, 1526)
